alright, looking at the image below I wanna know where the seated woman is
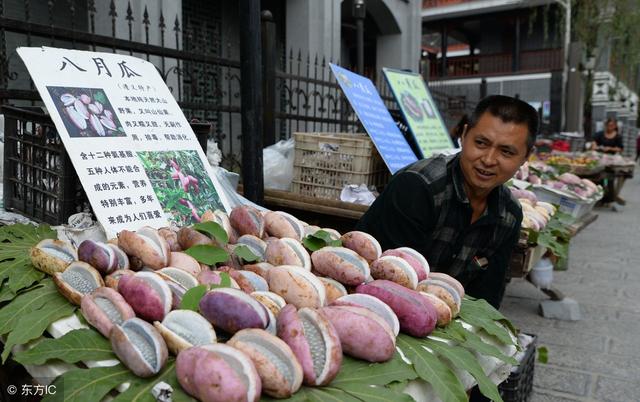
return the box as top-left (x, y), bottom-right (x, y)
top-left (592, 118), bottom-right (624, 154)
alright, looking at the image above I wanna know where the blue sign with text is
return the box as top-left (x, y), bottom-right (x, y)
top-left (330, 64), bottom-right (417, 174)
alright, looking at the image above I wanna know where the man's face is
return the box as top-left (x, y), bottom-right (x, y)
top-left (459, 112), bottom-right (529, 196)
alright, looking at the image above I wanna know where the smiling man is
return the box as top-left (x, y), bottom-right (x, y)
top-left (356, 95), bottom-right (538, 309)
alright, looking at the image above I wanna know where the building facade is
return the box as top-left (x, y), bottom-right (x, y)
top-left (421, 0), bottom-right (567, 133)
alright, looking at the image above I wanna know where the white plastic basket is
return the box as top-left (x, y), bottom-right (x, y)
top-left (531, 185), bottom-right (598, 219)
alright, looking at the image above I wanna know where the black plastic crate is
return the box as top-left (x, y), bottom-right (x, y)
top-left (499, 334), bottom-right (537, 402)
top-left (2, 105), bottom-right (212, 225)
top-left (2, 105), bottom-right (89, 225)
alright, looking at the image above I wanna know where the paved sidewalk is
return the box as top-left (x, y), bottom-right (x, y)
top-left (501, 171), bottom-right (640, 402)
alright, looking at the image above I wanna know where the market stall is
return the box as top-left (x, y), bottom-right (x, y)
top-left (0, 216), bottom-right (523, 402)
top-left (0, 47), bottom-right (535, 402)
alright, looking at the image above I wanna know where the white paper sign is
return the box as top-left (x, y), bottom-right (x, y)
top-left (17, 47), bottom-right (231, 238)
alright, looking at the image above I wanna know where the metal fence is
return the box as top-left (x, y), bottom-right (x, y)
top-left (0, 0), bottom-right (479, 174)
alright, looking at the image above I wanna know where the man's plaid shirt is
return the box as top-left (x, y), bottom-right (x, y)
top-left (356, 153), bottom-right (522, 308)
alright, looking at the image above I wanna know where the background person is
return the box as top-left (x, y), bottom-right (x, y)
top-left (592, 118), bottom-right (623, 154)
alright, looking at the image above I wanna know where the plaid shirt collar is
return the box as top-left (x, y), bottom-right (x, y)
top-left (450, 154), bottom-right (507, 223)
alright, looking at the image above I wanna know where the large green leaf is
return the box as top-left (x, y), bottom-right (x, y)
top-left (14, 329), bottom-right (115, 365)
top-left (332, 353), bottom-right (416, 386)
top-left (303, 387), bottom-right (362, 402)
top-left (424, 339), bottom-right (503, 402)
top-left (184, 244), bottom-right (229, 265)
top-left (0, 279), bottom-right (15, 303)
top-left (458, 299), bottom-right (515, 344)
top-left (0, 279), bottom-right (58, 335)
top-left (0, 224), bottom-right (54, 293)
top-left (396, 335), bottom-right (467, 402)
top-left (446, 321), bottom-right (518, 365)
top-left (43, 365), bottom-right (131, 402)
top-left (2, 293), bottom-right (76, 361)
top-left (112, 359), bottom-right (196, 402)
top-left (337, 383), bottom-right (415, 402)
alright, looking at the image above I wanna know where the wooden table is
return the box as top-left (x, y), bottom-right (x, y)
top-left (261, 189), bottom-right (367, 234)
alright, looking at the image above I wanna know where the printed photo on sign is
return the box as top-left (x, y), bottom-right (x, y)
top-left (46, 86), bottom-right (125, 138)
top-left (400, 91), bottom-right (423, 121)
top-left (138, 150), bottom-right (224, 226)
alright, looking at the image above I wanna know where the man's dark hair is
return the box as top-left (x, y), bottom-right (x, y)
top-left (467, 95), bottom-right (539, 152)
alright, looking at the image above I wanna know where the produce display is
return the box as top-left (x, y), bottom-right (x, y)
top-left (514, 161), bottom-right (603, 203)
top-left (0, 208), bottom-right (520, 402)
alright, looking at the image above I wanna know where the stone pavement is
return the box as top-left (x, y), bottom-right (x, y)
top-left (501, 171), bottom-right (640, 402)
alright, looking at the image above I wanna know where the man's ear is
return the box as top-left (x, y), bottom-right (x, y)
top-left (461, 124), bottom-right (468, 139)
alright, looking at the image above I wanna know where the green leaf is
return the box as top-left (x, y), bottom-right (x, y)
top-left (396, 335), bottom-right (467, 402)
top-left (0, 223), bottom-right (55, 293)
top-left (302, 235), bottom-right (326, 252)
top-left (304, 387), bottom-right (362, 402)
top-left (192, 221), bottom-right (228, 245)
top-left (179, 284), bottom-right (208, 311)
top-left (458, 299), bottom-right (516, 344)
top-left (302, 230), bottom-right (342, 252)
top-left (332, 353), bottom-right (416, 386)
top-left (216, 272), bottom-right (231, 288)
top-left (43, 365), bottom-right (131, 402)
top-left (385, 380), bottom-right (410, 393)
top-left (424, 339), bottom-right (503, 402)
top-left (537, 346), bottom-right (549, 363)
top-left (0, 280), bottom-right (15, 304)
top-left (446, 321), bottom-right (518, 365)
top-left (261, 388), bottom-right (310, 402)
top-left (312, 230), bottom-right (336, 243)
top-left (234, 244), bottom-right (260, 263)
top-left (112, 358), bottom-right (196, 402)
top-left (2, 293), bottom-right (76, 362)
top-left (14, 329), bottom-right (115, 365)
top-left (184, 244), bottom-right (229, 265)
top-left (338, 383), bottom-right (415, 402)
top-left (0, 279), bottom-right (58, 335)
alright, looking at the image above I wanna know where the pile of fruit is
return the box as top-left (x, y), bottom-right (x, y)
top-left (509, 188), bottom-right (556, 231)
top-left (537, 153), bottom-right (599, 170)
top-left (27, 205), bottom-right (479, 401)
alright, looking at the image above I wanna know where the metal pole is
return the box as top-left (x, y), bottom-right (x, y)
top-left (353, 0), bottom-right (366, 75)
top-left (559, 0), bottom-right (571, 131)
top-left (261, 10), bottom-right (276, 147)
top-left (441, 24), bottom-right (448, 77)
top-left (239, 0), bottom-right (264, 204)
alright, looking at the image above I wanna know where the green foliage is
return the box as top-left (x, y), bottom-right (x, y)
top-left (192, 221), bottom-right (228, 245)
top-left (537, 346), bottom-right (549, 363)
top-left (331, 353), bottom-right (417, 386)
top-left (180, 284), bottom-right (208, 311)
top-left (424, 339), bottom-right (503, 402)
top-left (302, 230), bottom-right (342, 251)
top-left (397, 335), bottom-right (468, 402)
top-left (14, 329), bottom-right (115, 365)
top-left (234, 244), bottom-right (260, 263)
top-left (180, 273), bottom-right (232, 311)
top-left (527, 210), bottom-right (575, 268)
top-left (0, 224), bottom-right (56, 296)
top-left (1, 290), bottom-right (76, 362)
top-left (43, 365), bottom-right (132, 402)
top-left (184, 244), bottom-right (229, 265)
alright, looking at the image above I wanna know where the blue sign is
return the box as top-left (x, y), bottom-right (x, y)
top-left (330, 64), bottom-right (418, 174)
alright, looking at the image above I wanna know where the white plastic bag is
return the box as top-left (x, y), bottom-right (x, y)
top-left (263, 138), bottom-right (295, 191)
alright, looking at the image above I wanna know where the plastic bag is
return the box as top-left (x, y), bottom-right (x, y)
top-left (263, 138), bottom-right (295, 191)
